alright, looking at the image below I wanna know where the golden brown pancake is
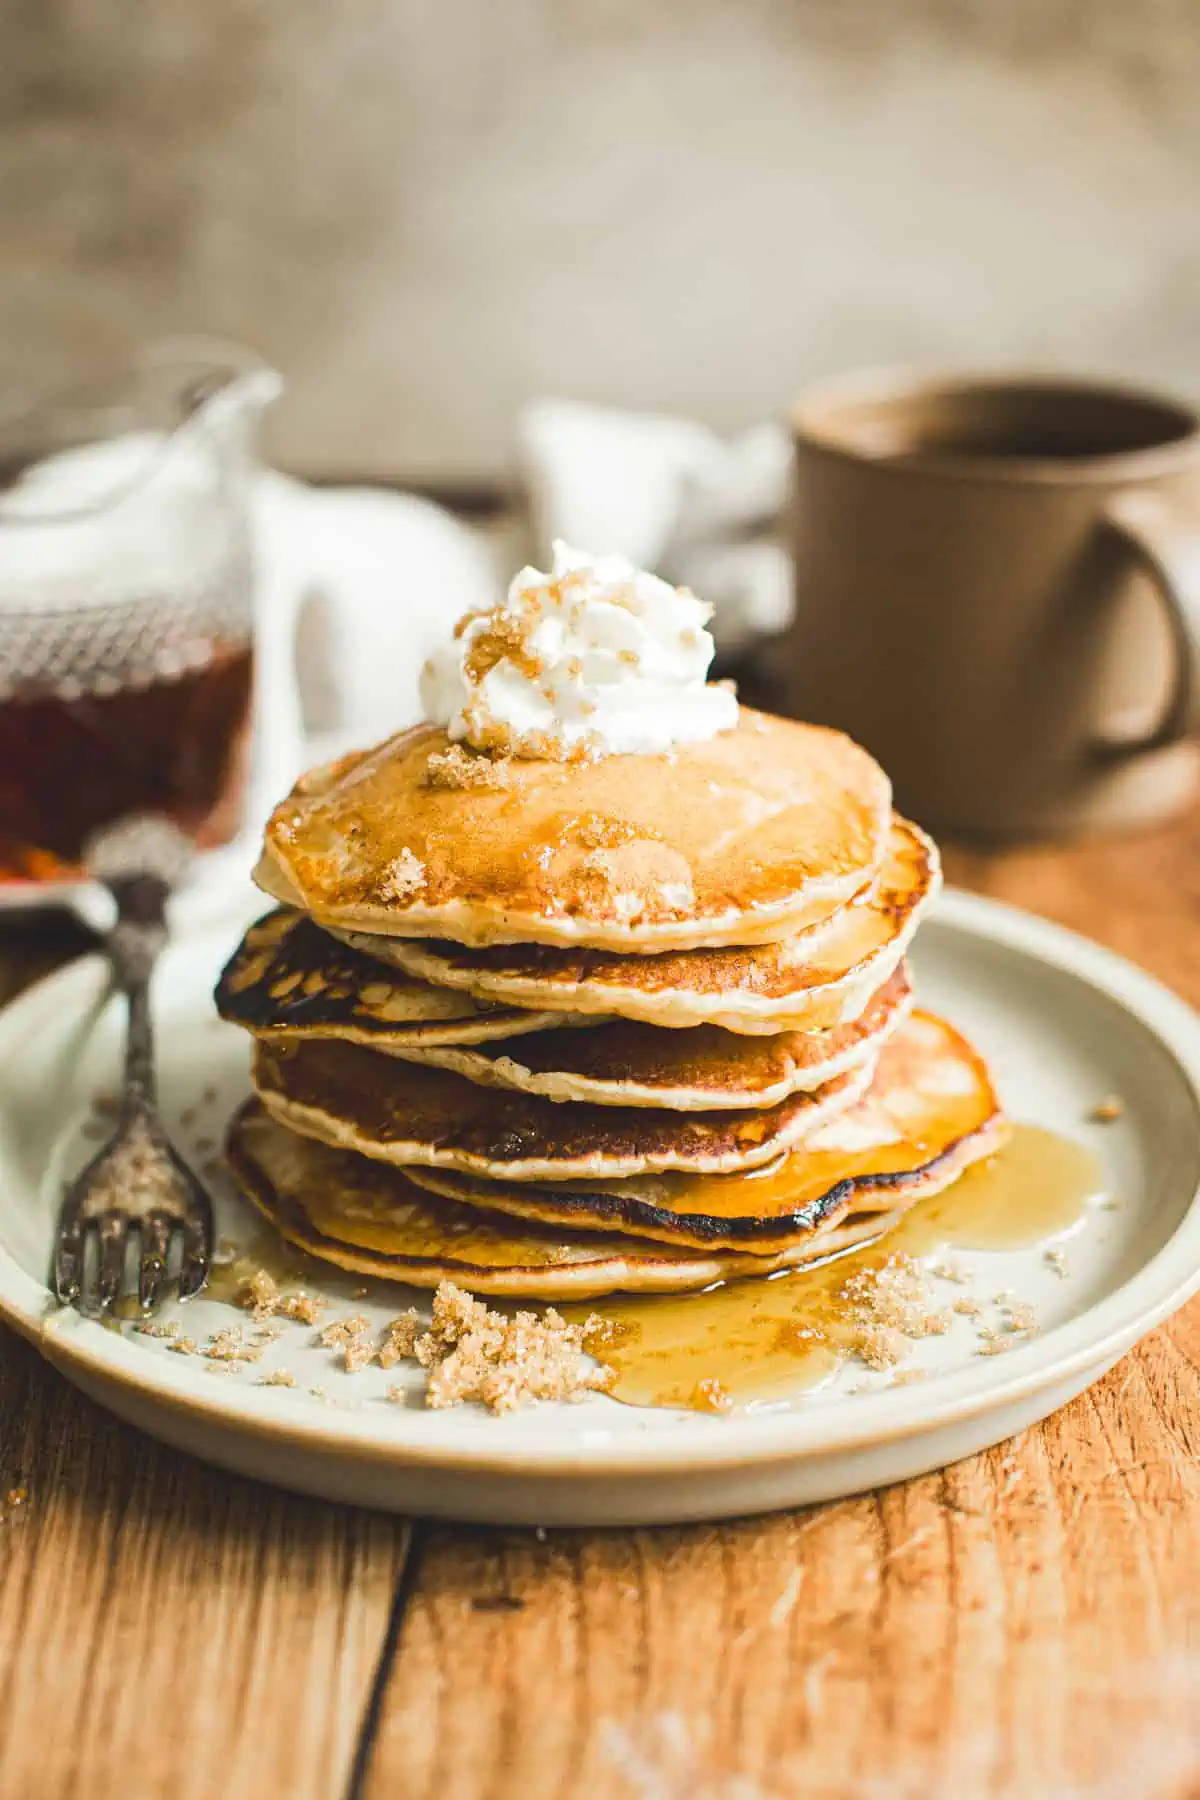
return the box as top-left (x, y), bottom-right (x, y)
top-left (226, 1101), bottom-right (918, 1298)
top-left (408, 1012), bottom-right (1005, 1253)
top-left (398, 966), bottom-right (912, 1110)
top-left (251, 1035), bottom-right (875, 1181)
top-left (215, 908), bottom-right (560, 1048)
top-left (334, 816), bottom-right (938, 1035)
top-left (254, 709), bottom-right (892, 952)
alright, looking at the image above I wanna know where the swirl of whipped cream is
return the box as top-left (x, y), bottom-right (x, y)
top-left (419, 542), bottom-right (739, 760)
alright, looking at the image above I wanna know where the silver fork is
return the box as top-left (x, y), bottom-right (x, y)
top-left (54, 817), bottom-right (214, 1314)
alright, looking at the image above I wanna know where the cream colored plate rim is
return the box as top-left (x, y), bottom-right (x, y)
top-left (0, 887), bottom-right (1198, 1478)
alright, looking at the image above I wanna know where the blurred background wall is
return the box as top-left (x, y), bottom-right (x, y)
top-left (2, 0), bottom-right (1199, 488)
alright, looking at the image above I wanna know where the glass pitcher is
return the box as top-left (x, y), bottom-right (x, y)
top-left (0, 338), bottom-right (282, 885)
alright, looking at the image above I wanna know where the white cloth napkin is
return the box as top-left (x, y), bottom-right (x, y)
top-left (518, 398), bottom-right (794, 657)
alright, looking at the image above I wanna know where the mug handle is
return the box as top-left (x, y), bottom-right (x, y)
top-left (1099, 491), bottom-right (1200, 755)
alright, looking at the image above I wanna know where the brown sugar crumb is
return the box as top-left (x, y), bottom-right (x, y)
top-left (379, 848), bottom-right (426, 903)
top-left (891, 1368), bottom-right (928, 1386)
top-left (931, 1261), bottom-right (969, 1285)
top-left (978, 1336), bottom-right (1022, 1356)
top-left (259, 1369), bottom-right (296, 1388)
top-left (1089, 1096), bottom-right (1124, 1123)
top-left (202, 1327), bottom-right (261, 1365)
top-left (133, 1318), bottom-right (180, 1339)
top-left (167, 1336), bottom-right (198, 1356)
top-left (241, 1270), bottom-right (281, 1318)
top-left (854, 1323), bottom-right (909, 1371)
top-left (953, 1296), bottom-right (983, 1318)
top-left (1044, 1247), bottom-right (1070, 1278)
top-left (319, 1314), bottom-right (376, 1371)
top-left (343, 1337), bottom-right (377, 1373)
top-left (318, 1314), bottom-right (370, 1349)
top-left (279, 1292), bottom-right (323, 1325)
top-left (838, 1255), bottom-right (952, 1371)
top-left (999, 1299), bottom-right (1039, 1334)
top-left (379, 1312), bottom-right (423, 1367)
top-left (425, 744), bottom-right (514, 791)
top-left (238, 1270), bottom-right (324, 1326)
top-left (396, 1282), bottom-right (613, 1415)
top-left (691, 1377), bottom-right (733, 1414)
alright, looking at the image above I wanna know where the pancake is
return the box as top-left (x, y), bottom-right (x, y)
top-left (396, 965), bottom-right (912, 1110)
top-left (254, 709), bottom-right (892, 952)
top-left (408, 1011), bottom-right (1005, 1253)
top-left (215, 907), bottom-right (560, 1049)
top-left (251, 1035), bottom-right (875, 1181)
top-left (226, 1101), bottom-right (917, 1298)
top-left (334, 815), bottom-right (938, 1035)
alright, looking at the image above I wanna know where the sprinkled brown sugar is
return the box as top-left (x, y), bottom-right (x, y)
top-left (203, 1327), bottom-right (261, 1365)
top-left (319, 1314), bottom-right (370, 1349)
top-left (379, 847), bottom-right (426, 902)
top-left (838, 1255), bottom-right (953, 1371)
top-left (319, 1314), bottom-right (376, 1372)
top-left (999, 1298), bottom-right (1039, 1334)
top-left (424, 745), bottom-right (514, 791)
top-left (238, 1269), bottom-right (323, 1326)
top-left (259, 1369), bottom-right (296, 1388)
top-left (379, 1312), bottom-right (423, 1366)
top-left (462, 612), bottom-right (543, 686)
top-left (383, 1282), bottom-right (613, 1415)
top-left (133, 1318), bottom-right (180, 1340)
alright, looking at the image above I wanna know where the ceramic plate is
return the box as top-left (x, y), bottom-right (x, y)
top-left (1, 890), bottom-right (1198, 1527)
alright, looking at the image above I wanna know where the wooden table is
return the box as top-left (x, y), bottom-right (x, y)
top-left (1, 820), bottom-right (1198, 1800)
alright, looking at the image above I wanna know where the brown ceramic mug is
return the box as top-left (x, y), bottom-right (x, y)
top-left (787, 371), bottom-right (1200, 836)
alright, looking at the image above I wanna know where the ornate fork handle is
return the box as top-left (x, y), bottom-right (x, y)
top-left (106, 872), bottom-right (170, 1119)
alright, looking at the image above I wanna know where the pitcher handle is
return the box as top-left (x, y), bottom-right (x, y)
top-left (1099, 492), bottom-right (1200, 755)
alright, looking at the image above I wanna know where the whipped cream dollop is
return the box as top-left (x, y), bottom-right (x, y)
top-left (419, 541), bottom-right (739, 759)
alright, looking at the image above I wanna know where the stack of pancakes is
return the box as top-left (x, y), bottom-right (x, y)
top-left (218, 709), bottom-right (1004, 1300)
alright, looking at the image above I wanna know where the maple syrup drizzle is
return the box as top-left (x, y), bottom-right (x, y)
top-left (570, 1125), bottom-right (1104, 1411)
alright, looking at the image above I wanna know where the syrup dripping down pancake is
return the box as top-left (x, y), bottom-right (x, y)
top-left (216, 908), bottom-right (560, 1049)
top-left (254, 709), bottom-right (892, 952)
top-left (226, 1101), bottom-right (920, 1299)
top-left (408, 1012), bottom-right (1005, 1254)
top-left (251, 1036), bottom-right (875, 1182)
top-left (334, 816), bottom-right (938, 1035)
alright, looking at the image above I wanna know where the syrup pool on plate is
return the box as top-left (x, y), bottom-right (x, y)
top-left (570, 1125), bottom-right (1104, 1411)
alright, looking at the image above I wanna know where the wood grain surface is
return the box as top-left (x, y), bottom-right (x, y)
top-left (1, 810), bottom-right (1199, 1800)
